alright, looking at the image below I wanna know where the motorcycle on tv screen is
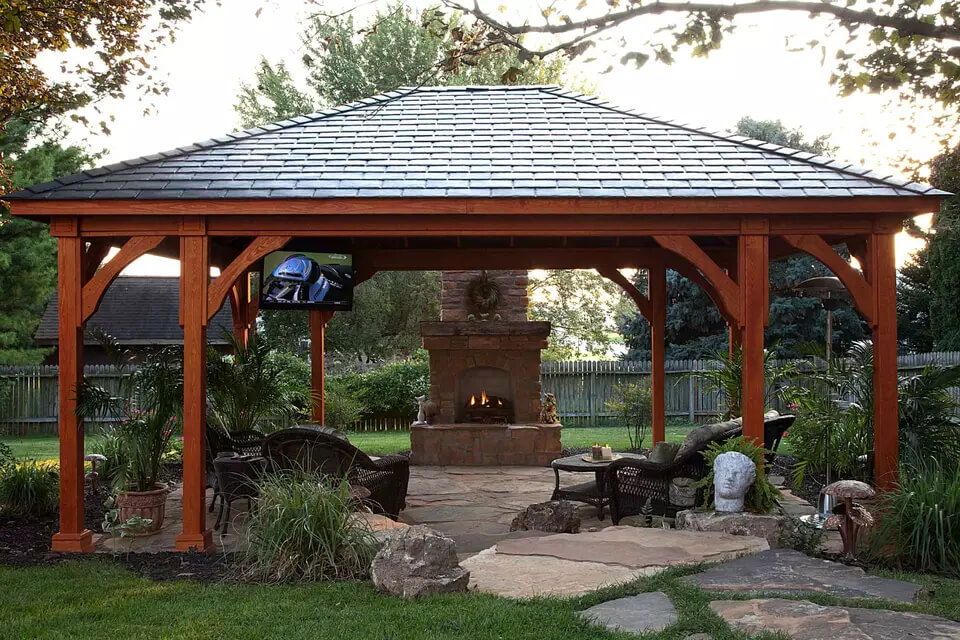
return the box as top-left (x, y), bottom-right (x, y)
top-left (259, 251), bottom-right (353, 310)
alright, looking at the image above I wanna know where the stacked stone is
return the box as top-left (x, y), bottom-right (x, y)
top-left (440, 270), bottom-right (529, 321)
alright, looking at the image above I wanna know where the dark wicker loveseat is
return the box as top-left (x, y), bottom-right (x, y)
top-left (607, 413), bottom-right (795, 523)
top-left (261, 425), bottom-right (409, 519)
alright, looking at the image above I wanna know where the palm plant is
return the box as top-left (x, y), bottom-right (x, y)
top-left (697, 345), bottom-right (798, 420)
top-left (206, 331), bottom-right (312, 434)
top-left (77, 331), bottom-right (183, 492)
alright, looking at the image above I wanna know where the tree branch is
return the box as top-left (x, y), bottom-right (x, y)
top-left (446, 0), bottom-right (960, 47)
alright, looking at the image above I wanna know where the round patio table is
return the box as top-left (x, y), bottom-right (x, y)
top-left (551, 452), bottom-right (646, 520)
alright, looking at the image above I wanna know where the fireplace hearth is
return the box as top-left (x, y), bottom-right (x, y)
top-left (411, 270), bottom-right (561, 466)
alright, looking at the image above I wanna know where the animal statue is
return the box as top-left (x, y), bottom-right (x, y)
top-left (539, 393), bottom-right (559, 424)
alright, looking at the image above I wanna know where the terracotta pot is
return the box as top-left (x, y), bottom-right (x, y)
top-left (116, 484), bottom-right (168, 535)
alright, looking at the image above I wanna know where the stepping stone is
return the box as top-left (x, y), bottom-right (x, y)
top-left (682, 549), bottom-right (922, 603)
top-left (578, 592), bottom-right (678, 635)
top-left (711, 598), bottom-right (960, 639)
top-left (494, 526), bottom-right (768, 569)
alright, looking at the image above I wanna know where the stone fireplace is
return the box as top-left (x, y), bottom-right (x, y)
top-left (411, 270), bottom-right (561, 466)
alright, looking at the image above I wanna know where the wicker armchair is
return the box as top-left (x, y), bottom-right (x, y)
top-left (205, 424), bottom-right (266, 512)
top-left (607, 414), bottom-right (795, 523)
top-left (262, 425), bottom-right (409, 519)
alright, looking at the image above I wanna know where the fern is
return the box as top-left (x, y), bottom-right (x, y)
top-left (696, 436), bottom-right (782, 514)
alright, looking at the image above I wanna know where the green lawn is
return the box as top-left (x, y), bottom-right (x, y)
top-left (1, 425), bottom-right (699, 462)
top-left (0, 558), bottom-right (956, 639)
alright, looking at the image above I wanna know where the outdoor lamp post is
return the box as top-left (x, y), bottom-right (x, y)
top-left (795, 276), bottom-right (851, 526)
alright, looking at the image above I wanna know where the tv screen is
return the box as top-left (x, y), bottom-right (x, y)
top-left (259, 251), bottom-right (353, 311)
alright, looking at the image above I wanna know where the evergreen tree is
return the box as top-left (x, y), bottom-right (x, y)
top-left (0, 119), bottom-right (93, 363)
top-left (927, 147), bottom-right (960, 350)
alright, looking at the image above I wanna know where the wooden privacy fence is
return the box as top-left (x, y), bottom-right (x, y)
top-left (4, 352), bottom-right (960, 435)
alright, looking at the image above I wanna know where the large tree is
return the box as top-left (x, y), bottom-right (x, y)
top-left (442, 0), bottom-right (960, 117)
top-left (926, 146), bottom-right (960, 349)
top-left (1, 1), bottom-right (202, 185)
top-left (622, 118), bottom-right (868, 359)
top-left (236, 4), bottom-right (582, 362)
top-left (0, 119), bottom-right (94, 363)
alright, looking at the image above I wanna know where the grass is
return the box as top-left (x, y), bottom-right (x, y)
top-left (0, 425), bottom-right (700, 461)
top-left (0, 558), bottom-right (957, 639)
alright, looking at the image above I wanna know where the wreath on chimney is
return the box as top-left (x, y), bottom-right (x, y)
top-left (465, 270), bottom-right (502, 315)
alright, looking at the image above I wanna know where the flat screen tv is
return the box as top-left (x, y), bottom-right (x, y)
top-left (259, 251), bottom-right (353, 311)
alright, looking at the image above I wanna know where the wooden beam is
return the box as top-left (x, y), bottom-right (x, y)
top-left (596, 267), bottom-right (651, 321)
top-left (176, 235), bottom-right (214, 553)
top-left (81, 236), bottom-right (165, 322)
top-left (739, 234), bottom-right (769, 444)
top-left (649, 261), bottom-right (667, 444)
top-left (653, 235), bottom-right (741, 325)
top-left (871, 233), bottom-right (899, 490)
top-left (207, 236), bottom-right (291, 322)
top-left (9, 195), bottom-right (942, 218)
top-left (780, 234), bottom-right (876, 326)
top-left (50, 235), bottom-right (94, 553)
top-left (310, 311), bottom-right (335, 425)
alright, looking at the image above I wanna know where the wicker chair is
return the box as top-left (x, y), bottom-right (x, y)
top-left (205, 424), bottom-right (266, 512)
top-left (261, 425), bottom-right (409, 519)
top-left (607, 414), bottom-right (795, 523)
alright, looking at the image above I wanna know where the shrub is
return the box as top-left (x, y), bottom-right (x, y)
top-left (696, 435), bottom-right (781, 514)
top-left (698, 345), bottom-right (797, 420)
top-left (0, 461), bottom-right (59, 517)
top-left (237, 470), bottom-right (379, 582)
top-left (324, 378), bottom-right (364, 430)
top-left (0, 442), bottom-right (15, 471)
top-left (606, 381), bottom-right (652, 449)
top-left (90, 430), bottom-right (129, 488)
top-left (864, 457), bottom-right (960, 576)
top-left (342, 361), bottom-right (429, 420)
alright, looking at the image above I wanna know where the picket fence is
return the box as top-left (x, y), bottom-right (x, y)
top-left (2, 351), bottom-right (960, 435)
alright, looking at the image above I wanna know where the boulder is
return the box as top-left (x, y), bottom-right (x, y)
top-left (509, 500), bottom-right (580, 533)
top-left (370, 525), bottom-right (470, 598)
top-left (676, 509), bottom-right (786, 547)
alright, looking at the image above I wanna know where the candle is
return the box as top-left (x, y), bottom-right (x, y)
top-left (591, 443), bottom-right (602, 460)
top-left (601, 444), bottom-right (613, 459)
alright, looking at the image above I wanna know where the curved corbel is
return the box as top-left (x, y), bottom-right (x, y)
top-left (207, 236), bottom-right (291, 322)
top-left (81, 236), bottom-right (165, 322)
top-left (597, 266), bottom-right (652, 322)
top-left (781, 234), bottom-right (876, 326)
top-left (653, 235), bottom-right (741, 326)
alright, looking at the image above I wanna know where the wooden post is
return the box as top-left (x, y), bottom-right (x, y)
top-left (176, 235), bottom-right (213, 553)
top-left (310, 311), bottom-right (332, 424)
top-left (649, 262), bottom-right (666, 443)
top-left (228, 272), bottom-right (250, 347)
top-left (738, 229), bottom-right (769, 444)
top-left (870, 232), bottom-right (899, 490)
top-left (51, 235), bottom-right (94, 552)
top-left (727, 325), bottom-right (742, 360)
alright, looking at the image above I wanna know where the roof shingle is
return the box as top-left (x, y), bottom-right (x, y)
top-left (8, 86), bottom-right (947, 201)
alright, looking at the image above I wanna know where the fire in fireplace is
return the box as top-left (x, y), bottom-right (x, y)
top-left (463, 390), bottom-right (513, 424)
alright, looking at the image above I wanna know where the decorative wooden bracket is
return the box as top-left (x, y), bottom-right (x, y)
top-left (81, 236), bottom-right (165, 322)
top-left (207, 236), bottom-right (291, 322)
top-left (781, 234), bottom-right (876, 327)
top-left (653, 235), bottom-right (741, 326)
top-left (597, 266), bottom-right (651, 321)
top-left (81, 240), bottom-right (112, 283)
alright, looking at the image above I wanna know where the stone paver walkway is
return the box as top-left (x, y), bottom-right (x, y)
top-left (711, 598), bottom-right (960, 640)
top-left (682, 549), bottom-right (922, 603)
top-left (460, 526), bottom-right (769, 598)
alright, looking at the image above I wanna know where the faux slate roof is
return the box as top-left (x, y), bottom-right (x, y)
top-left (9, 85), bottom-right (946, 200)
top-left (35, 277), bottom-right (232, 344)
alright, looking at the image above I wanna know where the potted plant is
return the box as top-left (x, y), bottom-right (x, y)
top-left (79, 333), bottom-right (182, 535)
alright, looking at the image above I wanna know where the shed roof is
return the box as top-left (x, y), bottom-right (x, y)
top-left (36, 276), bottom-right (233, 345)
top-left (8, 85), bottom-right (945, 201)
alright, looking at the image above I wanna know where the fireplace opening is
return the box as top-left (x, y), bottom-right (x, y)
top-left (456, 366), bottom-right (514, 423)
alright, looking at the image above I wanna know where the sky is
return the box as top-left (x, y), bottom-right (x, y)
top-left (58, 0), bottom-right (946, 274)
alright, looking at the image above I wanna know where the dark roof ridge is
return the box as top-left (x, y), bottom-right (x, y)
top-left (18, 87), bottom-right (420, 196)
top-left (537, 86), bottom-right (941, 196)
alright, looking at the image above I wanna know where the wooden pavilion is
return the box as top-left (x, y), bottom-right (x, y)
top-left (7, 86), bottom-right (944, 553)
